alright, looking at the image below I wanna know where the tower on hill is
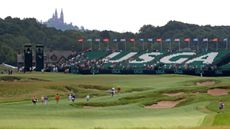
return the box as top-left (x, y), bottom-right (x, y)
top-left (60, 9), bottom-right (64, 24)
top-left (45, 9), bottom-right (79, 31)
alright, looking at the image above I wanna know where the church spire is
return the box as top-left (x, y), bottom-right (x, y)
top-left (54, 9), bottom-right (58, 19)
top-left (60, 8), bottom-right (64, 24)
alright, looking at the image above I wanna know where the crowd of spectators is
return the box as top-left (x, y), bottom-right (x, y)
top-left (41, 50), bottom-right (218, 73)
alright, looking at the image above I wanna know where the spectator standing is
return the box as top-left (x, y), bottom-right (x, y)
top-left (55, 94), bottom-right (60, 104)
top-left (86, 95), bottom-right (90, 102)
top-left (32, 96), bottom-right (38, 105)
top-left (71, 94), bottom-right (76, 102)
top-left (44, 96), bottom-right (48, 105)
top-left (219, 100), bottom-right (224, 111)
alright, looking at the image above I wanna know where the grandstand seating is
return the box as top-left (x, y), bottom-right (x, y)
top-left (66, 50), bottom-right (230, 75)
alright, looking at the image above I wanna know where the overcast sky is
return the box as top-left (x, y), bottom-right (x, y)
top-left (0, 0), bottom-right (230, 32)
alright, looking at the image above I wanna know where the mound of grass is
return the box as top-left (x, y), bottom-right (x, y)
top-left (0, 76), bottom-right (21, 81)
top-left (64, 85), bottom-right (108, 98)
top-left (78, 84), bottom-right (109, 90)
top-left (28, 77), bottom-right (49, 82)
top-left (125, 87), bottom-right (151, 92)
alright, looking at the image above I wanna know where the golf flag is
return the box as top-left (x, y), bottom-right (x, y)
top-left (174, 38), bottom-right (180, 42)
top-left (165, 38), bottom-right (171, 42)
top-left (87, 39), bottom-right (93, 42)
top-left (156, 38), bottom-right (162, 43)
top-left (95, 38), bottom-right (100, 42)
top-left (184, 38), bottom-right (190, 42)
top-left (211, 38), bottom-right (218, 42)
top-left (103, 38), bottom-right (109, 42)
top-left (129, 38), bottom-right (135, 42)
top-left (223, 38), bottom-right (228, 42)
top-left (78, 38), bottom-right (84, 43)
top-left (193, 38), bottom-right (199, 42)
top-left (139, 38), bottom-right (144, 42)
top-left (120, 38), bottom-right (126, 42)
top-left (203, 38), bottom-right (208, 42)
top-left (147, 38), bottom-right (153, 42)
top-left (113, 38), bottom-right (118, 42)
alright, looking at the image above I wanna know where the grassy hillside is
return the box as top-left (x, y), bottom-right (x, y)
top-left (0, 73), bottom-right (230, 129)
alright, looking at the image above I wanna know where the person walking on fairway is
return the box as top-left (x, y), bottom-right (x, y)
top-left (41, 96), bottom-right (44, 104)
top-left (44, 96), bottom-right (48, 105)
top-left (55, 94), bottom-right (60, 104)
top-left (86, 94), bottom-right (90, 102)
top-left (111, 87), bottom-right (115, 96)
top-left (219, 100), bottom-right (224, 111)
top-left (32, 96), bottom-right (38, 105)
top-left (71, 94), bottom-right (76, 102)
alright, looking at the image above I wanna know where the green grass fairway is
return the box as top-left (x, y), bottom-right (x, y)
top-left (0, 73), bottom-right (230, 129)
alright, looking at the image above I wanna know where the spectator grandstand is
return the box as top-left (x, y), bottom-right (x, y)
top-left (54, 50), bottom-right (230, 76)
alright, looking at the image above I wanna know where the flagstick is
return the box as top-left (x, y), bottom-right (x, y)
top-left (91, 42), bottom-right (93, 51)
top-left (142, 42), bottom-right (144, 50)
top-left (99, 42), bottom-right (101, 50)
top-left (197, 42), bottom-right (199, 51)
top-left (133, 42), bottom-right (136, 51)
top-left (226, 41), bottom-right (228, 50)
top-left (170, 41), bottom-right (172, 51)
top-left (206, 41), bottom-right (209, 51)
top-left (151, 42), bottom-right (153, 50)
top-left (161, 42), bottom-right (163, 51)
top-left (82, 42), bottom-right (84, 51)
top-left (179, 41), bottom-right (181, 51)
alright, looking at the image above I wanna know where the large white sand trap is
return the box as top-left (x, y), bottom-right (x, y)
top-left (196, 81), bottom-right (216, 86)
top-left (207, 88), bottom-right (228, 96)
top-left (145, 99), bottom-right (184, 109)
top-left (163, 92), bottom-right (184, 97)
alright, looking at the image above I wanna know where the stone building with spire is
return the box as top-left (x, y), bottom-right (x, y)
top-left (45, 9), bottom-right (79, 31)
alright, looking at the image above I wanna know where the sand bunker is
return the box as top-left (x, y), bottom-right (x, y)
top-left (145, 99), bottom-right (184, 109)
top-left (196, 81), bottom-right (216, 86)
top-left (207, 89), bottom-right (228, 96)
top-left (163, 92), bottom-right (184, 97)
